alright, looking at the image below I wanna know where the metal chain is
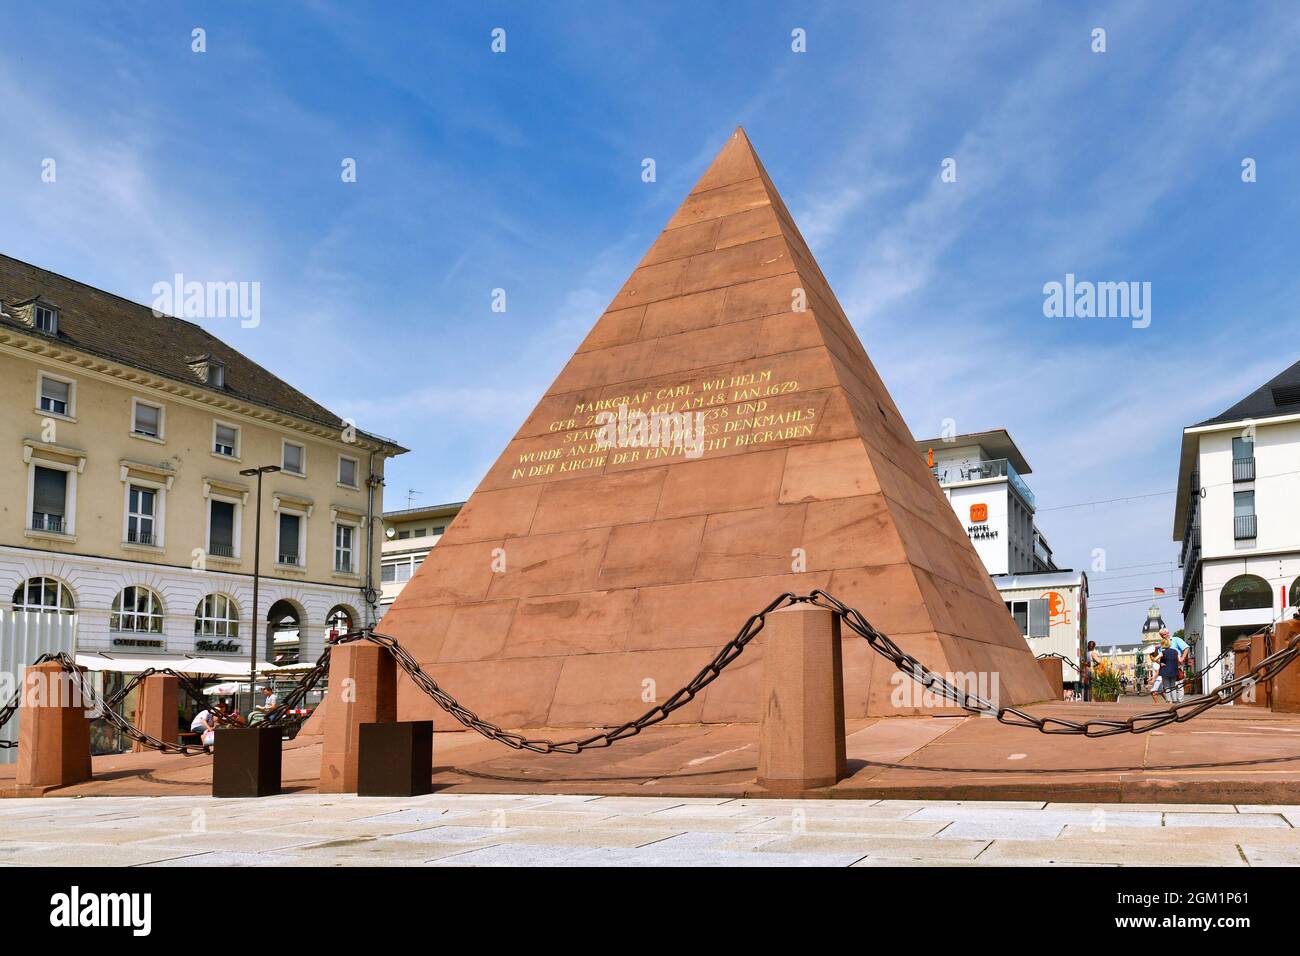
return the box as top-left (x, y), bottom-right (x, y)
top-left (3, 592), bottom-right (1296, 755)
top-left (1035, 652), bottom-right (1079, 672)
top-left (0, 654), bottom-right (214, 755)
top-left (324, 592), bottom-right (796, 754)
top-left (1164, 643), bottom-right (1233, 693)
top-left (810, 589), bottom-right (1300, 737)
top-left (0, 653), bottom-right (58, 748)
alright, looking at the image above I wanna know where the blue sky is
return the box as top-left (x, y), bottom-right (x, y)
top-left (3, 1), bottom-right (1298, 644)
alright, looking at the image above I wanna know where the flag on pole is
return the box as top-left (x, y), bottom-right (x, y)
top-left (1153, 586), bottom-right (1166, 597)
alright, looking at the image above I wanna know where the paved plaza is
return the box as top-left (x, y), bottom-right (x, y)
top-left (1, 793), bottom-right (1298, 867)
top-left (7, 700), bottom-right (1300, 804)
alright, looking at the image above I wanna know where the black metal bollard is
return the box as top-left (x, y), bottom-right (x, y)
top-left (212, 725), bottom-right (282, 798)
top-left (358, 721), bottom-right (433, 797)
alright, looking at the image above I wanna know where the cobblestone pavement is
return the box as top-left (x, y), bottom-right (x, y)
top-left (1, 794), bottom-right (1297, 866)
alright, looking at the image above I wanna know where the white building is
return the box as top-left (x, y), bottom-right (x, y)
top-left (915, 430), bottom-right (1057, 575)
top-left (992, 570), bottom-right (1089, 665)
top-left (1174, 359), bottom-right (1300, 672)
top-left (378, 501), bottom-right (464, 619)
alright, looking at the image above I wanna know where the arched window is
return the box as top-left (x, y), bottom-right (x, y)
top-left (11, 577), bottom-right (76, 614)
top-left (326, 605), bottom-right (355, 638)
top-left (267, 599), bottom-right (302, 665)
top-left (110, 586), bottom-right (164, 633)
top-left (195, 594), bottom-right (240, 638)
top-left (1220, 574), bottom-right (1273, 612)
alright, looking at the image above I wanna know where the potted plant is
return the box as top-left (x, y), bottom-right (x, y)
top-left (1092, 667), bottom-right (1122, 703)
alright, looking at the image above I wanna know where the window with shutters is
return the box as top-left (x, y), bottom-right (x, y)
top-left (31, 466), bottom-right (68, 534)
top-left (277, 510), bottom-right (304, 566)
top-left (131, 398), bottom-right (164, 439)
top-left (213, 421), bottom-right (240, 458)
top-left (1027, 598), bottom-right (1050, 638)
top-left (208, 498), bottom-right (238, 558)
top-left (282, 440), bottom-right (305, 476)
top-left (338, 455), bottom-right (359, 488)
top-left (37, 372), bottom-right (75, 418)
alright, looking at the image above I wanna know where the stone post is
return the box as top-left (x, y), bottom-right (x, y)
top-left (134, 673), bottom-right (179, 752)
top-left (1037, 657), bottom-right (1065, 700)
top-left (1249, 632), bottom-right (1273, 708)
top-left (1269, 620), bottom-right (1300, 714)
top-left (319, 642), bottom-right (397, 793)
top-left (757, 603), bottom-right (847, 793)
top-left (15, 660), bottom-right (92, 794)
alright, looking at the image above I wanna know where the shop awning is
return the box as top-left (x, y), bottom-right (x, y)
top-left (75, 653), bottom-right (281, 676)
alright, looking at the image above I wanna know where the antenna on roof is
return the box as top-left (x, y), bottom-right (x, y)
top-left (405, 489), bottom-right (422, 510)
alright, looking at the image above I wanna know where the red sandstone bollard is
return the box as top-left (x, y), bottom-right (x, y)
top-left (1037, 657), bottom-right (1065, 700)
top-left (320, 642), bottom-right (397, 793)
top-left (134, 673), bottom-right (179, 752)
top-left (1270, 621), bottom-right (1300, 714)
top-left (1249, 633), bottom-right (1273, 708)
top-left (1232, 639), bottom-right (1253, 705)
top-left (15, 660), bottom-right (92, 794)
top-left (757, 603), bottom-right (847, 793)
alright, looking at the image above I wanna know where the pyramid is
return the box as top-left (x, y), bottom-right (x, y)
top-left (383, 128), bottom-right (1054, 729)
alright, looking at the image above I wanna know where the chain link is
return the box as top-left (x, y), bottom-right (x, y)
top-left (810, 589), bottom-right (1300, 737)
top-left (326, 591), bottom-right (796, 753)
top-left (3, 592), bottom-right (1297, 754)
top-left (0, 656), bottom-right (226, 754)
top-left (1034, 652), bottom-right (1079, 672)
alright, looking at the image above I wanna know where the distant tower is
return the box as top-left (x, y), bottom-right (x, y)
top-left (1140, 602), bottom-right (1165, 649)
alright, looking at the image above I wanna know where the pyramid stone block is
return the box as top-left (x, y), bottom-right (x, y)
top-left (383, 128), bottom-right (1054, 730)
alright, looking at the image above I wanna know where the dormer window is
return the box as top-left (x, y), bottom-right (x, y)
top-left (187, 354), bottom-right (226, 389)
top-left (33, 304), bottom-right (59, 334)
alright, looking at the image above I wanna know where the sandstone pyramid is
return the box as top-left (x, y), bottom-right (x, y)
top-left (383, 128), bottom-right (1054, 729)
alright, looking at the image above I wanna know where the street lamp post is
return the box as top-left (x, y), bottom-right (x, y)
top-left (239, 465), bottom-right (281, 715)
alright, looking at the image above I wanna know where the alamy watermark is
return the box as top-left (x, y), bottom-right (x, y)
top-left (890, 666), bottom-right (1000, 714)
top-left (151, 274), bottom-right (261, 328)
top-left (1043, 273), bottom-right (1150, 329)
top-left (594, 402), bottom-right (706, 459)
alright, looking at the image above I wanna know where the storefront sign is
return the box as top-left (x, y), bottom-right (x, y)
top-left (969, 503), bottom-right (988, 522)
top-left (966, 524), bottom-right (999, 540)
top-left (196, 639), bottom-right (242, 654)
top-left (111, 638), bottom-right (166, 649)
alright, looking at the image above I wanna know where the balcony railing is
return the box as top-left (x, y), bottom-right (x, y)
top-left (126, 529), bottom-right (155, 546)
top-left (209, 542), bottom-right (235, 558)
top-left (278, 552), bottom-right (302, 566)
top-left (1233, 457), bottom-right (1255, 482)
top-left (1234, 514), bottom-right (1258, 541)
top-left (931, 457), bottom-right (1036, 509)
top-left (1180, 550), bottom-right (1201, 601)
top-left (1179, 524), bottom-right (1200, 571)
top-left (30, 513), bottom-right (65, 534)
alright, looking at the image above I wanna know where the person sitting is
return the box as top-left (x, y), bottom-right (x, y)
top-left (190, 703), bottom-right (223, 746)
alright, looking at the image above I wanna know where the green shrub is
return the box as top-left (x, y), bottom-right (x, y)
top-left (1092, 669), bottom-right (1122, 702)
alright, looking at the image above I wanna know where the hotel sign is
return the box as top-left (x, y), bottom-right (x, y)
top-left (966, 501), bottom-right (997, 539)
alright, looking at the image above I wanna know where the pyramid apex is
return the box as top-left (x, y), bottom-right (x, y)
top-left (691, 126), bottom-right (764, 194)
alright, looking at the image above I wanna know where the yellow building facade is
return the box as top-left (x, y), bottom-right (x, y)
top-left (0, 254), bottom-right (406, 671)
